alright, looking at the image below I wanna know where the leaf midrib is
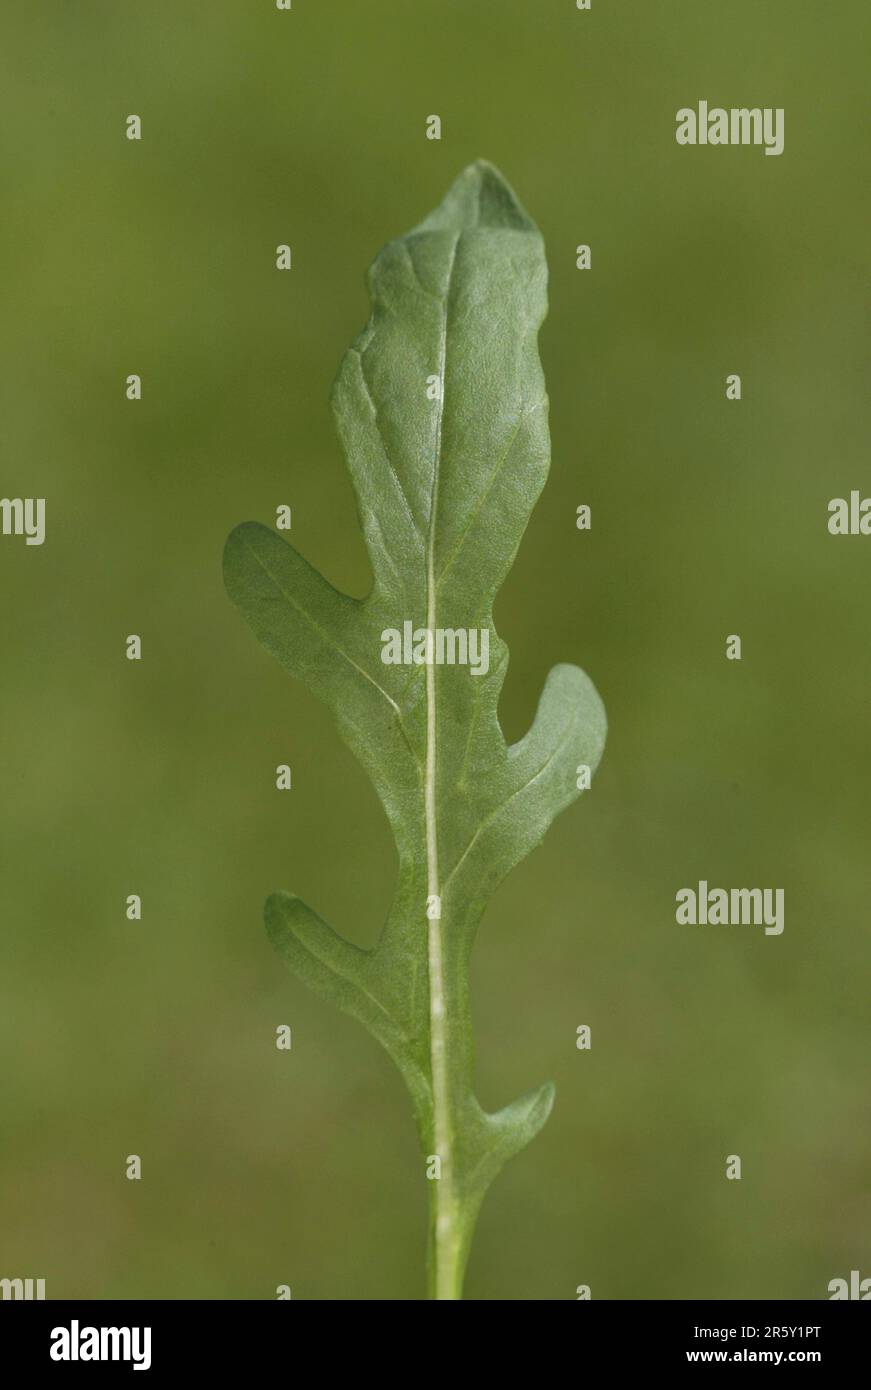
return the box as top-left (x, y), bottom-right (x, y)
top-left (425, 232), bottom-right (460, 1284)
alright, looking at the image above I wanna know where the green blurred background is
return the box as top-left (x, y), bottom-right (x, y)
top-left (1, 1), bottom-right (869, 1300)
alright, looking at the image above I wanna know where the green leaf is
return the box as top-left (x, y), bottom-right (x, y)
top-left (224, 160), bottom-right (606, 1299)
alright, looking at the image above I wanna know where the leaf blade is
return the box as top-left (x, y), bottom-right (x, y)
top-left (225, 160), bottom-right (607, 1297)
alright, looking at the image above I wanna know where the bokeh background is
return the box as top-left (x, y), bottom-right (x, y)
top-left (1, 1), bottom-right (869, 1300)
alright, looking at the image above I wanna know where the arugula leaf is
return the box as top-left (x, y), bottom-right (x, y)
top-left (224, 160), bottom-right (606, 1299)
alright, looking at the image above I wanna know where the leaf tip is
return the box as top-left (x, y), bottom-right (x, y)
top-left (223, 519), bottom-right (264, 582)
top-left (493, 1077), bottom-right (556, 1151)
top-left (530, 1077), bottom-right (557, 1130)
top-left (263, 889), bottom-right (299, 951)
top-left (419, 159), bottom-right (538, 236)
top-left (473, 1079), bottom-right (557, 1197)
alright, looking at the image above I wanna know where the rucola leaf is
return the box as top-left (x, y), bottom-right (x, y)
top-left (224, 160), bottom-right (606, 1299)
